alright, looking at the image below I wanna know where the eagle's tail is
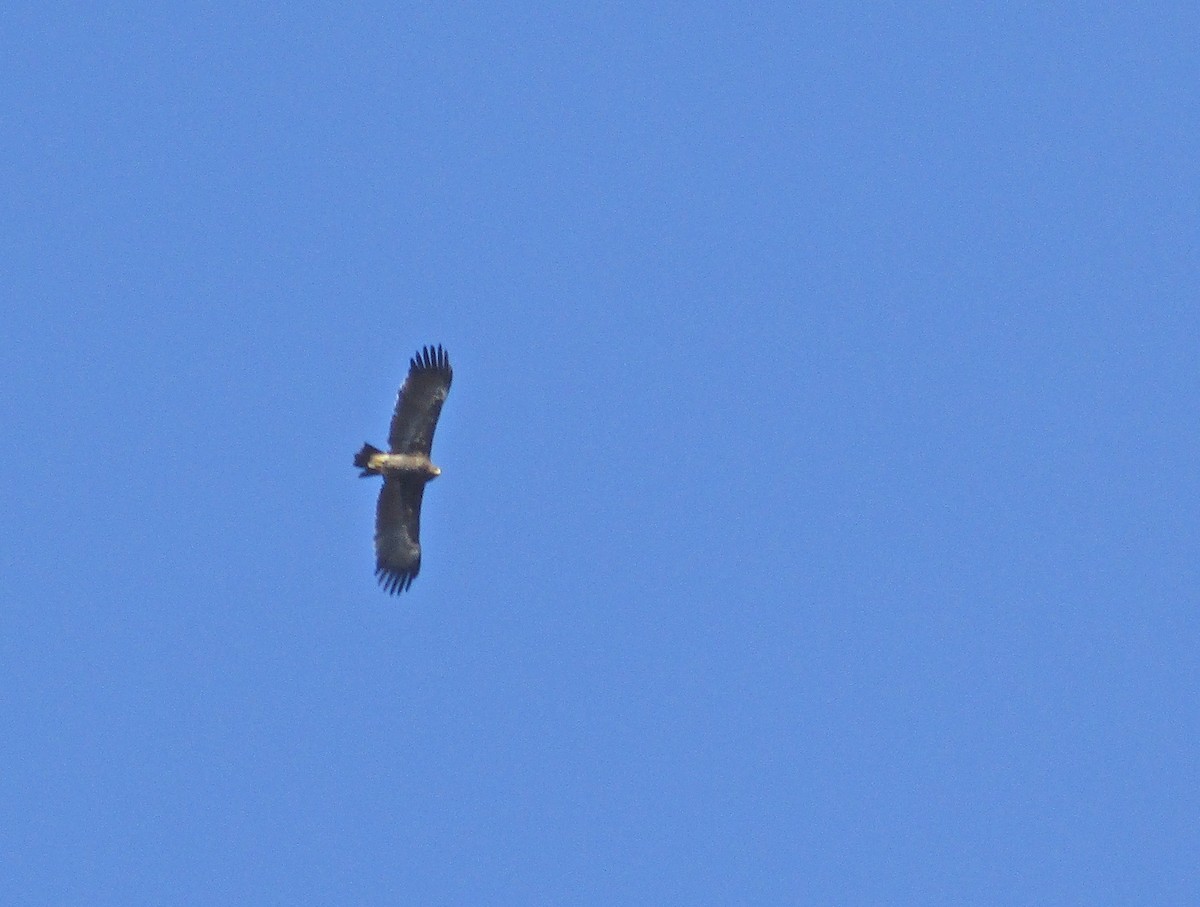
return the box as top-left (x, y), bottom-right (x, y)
top-left (354, 442), bottom-right (383, 477)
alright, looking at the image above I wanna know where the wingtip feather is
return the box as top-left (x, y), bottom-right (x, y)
top-left (376, 563), bottom-right (419, 594)
top-left (409, 344), bottom-right (451, 378)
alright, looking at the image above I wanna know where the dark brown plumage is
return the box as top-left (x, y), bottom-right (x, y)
top-left (354, 345), bottom-right (452, 594)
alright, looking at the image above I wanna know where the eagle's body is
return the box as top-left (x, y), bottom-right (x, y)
top-left (355, 345), bottom-right (452, 594)
top-left (358, 451), bottom-right (441, 478)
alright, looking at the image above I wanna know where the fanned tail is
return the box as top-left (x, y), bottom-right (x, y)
top-left (354, 442), bottom-right (383, 477)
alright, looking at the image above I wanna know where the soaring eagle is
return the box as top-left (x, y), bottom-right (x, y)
top-left (354, 344), bottom-right (452, 594)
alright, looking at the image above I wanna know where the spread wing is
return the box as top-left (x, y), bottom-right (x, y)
top-left (374, 476), bottom-right (425, 594)
top-left (388, 345), bottom-right (453, 455)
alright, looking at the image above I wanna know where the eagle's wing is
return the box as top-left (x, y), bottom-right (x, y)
top-left (374, 476), bottom-right (425, 594)
top-left (388, 345), bottom-right (453, 455)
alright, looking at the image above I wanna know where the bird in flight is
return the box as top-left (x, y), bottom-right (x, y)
top-left (354, 344), bottom-right (453, 594)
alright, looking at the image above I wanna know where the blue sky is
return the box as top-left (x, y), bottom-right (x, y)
top-left (3, 3), bottom-right (1198, 903)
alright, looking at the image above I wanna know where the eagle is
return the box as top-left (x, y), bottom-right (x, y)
top-left (354, 344), bottom-right (452, 594)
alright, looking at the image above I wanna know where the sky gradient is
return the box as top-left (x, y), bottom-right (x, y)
top-left (3, 3), bottom-right (1198, 904)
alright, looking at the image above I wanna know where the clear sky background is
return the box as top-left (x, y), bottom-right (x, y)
top-left (3, 3), bottom-right (1198, 904)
